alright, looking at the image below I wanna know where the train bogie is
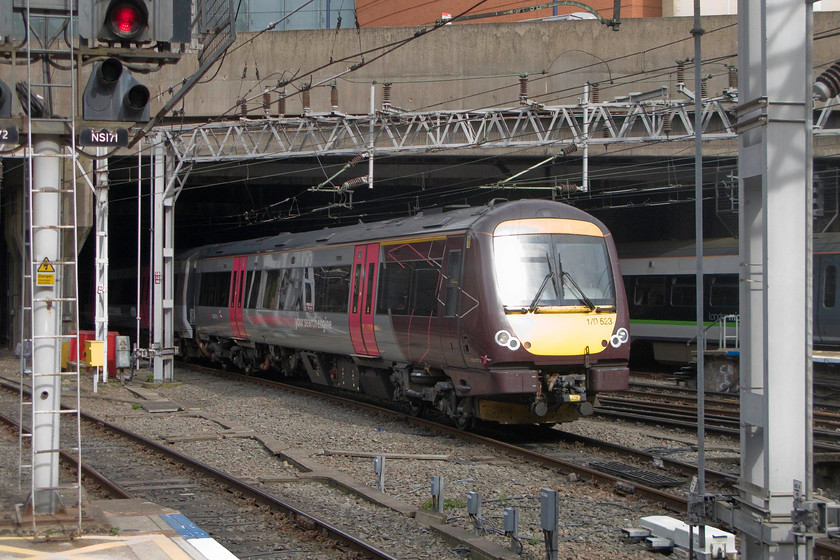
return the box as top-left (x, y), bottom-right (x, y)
top-left (175, 199), bottom-right (631, 427)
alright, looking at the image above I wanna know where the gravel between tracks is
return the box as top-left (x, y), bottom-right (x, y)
top-left (0, 351), bottom-right (679, 559)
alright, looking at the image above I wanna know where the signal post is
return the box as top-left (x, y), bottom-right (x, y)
top-left (77, 0), bottom-right (188, 383)
top-left (1, 0), bottom-right (190, 519)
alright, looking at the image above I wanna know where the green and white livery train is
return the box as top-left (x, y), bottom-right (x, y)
top-left (173, 199), bottom-right (631, 428)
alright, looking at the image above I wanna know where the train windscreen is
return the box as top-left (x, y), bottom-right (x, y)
top-left (494, 233), bottom-right (615, 310)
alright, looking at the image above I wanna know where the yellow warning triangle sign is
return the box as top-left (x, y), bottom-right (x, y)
top-left (37, 258), bottom-right (55, 273)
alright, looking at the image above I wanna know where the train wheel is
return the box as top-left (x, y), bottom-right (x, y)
top-left (454, 415), bottom-right (475, 431)
top-left (408, 399), bottom-right (425, 417)
top-left (454, 397), bottom-right (475, 431)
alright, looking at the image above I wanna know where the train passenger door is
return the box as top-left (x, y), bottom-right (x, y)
top-left (228, 256), bottom-right (248, 339)
top-left (815, 254), bottom-right (840, 346)
top-left (349, 243), bottom-right (380, 356)
top-left (438, 236), bottom-right (466, 368)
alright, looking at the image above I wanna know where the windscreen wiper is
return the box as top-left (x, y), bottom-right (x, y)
top-left (561, 271), bottom-right (596, 311)
top-left (529, 253), bottom-right (558, 313)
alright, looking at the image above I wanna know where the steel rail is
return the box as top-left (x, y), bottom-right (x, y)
top-left (78, 410), bottom-right (399, 560)
top-left (553, 430), bottom-right (737, 485)
top-left (0, 408), bottom-right (133, 500)
top-left (228, 372), bottom-right (840, 559)
top-left (208, 369), bottom-right (694, 511)
top-left (596, 395), bottom-right (840, 451)
top-left (0, 379), bottom-right (398, 560)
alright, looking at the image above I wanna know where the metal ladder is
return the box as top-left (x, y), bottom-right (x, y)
top-left (717, 314), bottom-right (740, 350)
top-left (17, 0), bottom-right (82, 530)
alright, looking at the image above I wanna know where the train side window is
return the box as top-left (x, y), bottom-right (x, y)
top-left (242, 271), bottom-right (253, 308)
top-left (670, 276), bottom-right (696, 308)
top-left (198, 271), bottom-right (229, 307)
top-left (377, 263), bottom-right (411, 315)
top-left (364, 262), bottom-right (376, 314)
top-left (280, 268), bottom-right (303, 311)
top-left (633, 276), bottom-right (666, 307)
top-left (247, 271), bottom-right (262, 309)
top-left (709, 275), bottom-right (738, 309)
top-left (262, 270), bottom-right (280, 309)
top-left (825, 265), bottom-right (837, 308)
top-left (304, 268), bottom-right (314, 312)
top-left (411, 267), bottom-right (440, 317)
top-left (443, 250), bottom-right (462, 317)
top-left (352, 264), bottom-right (362, 314)
top-left (314, 266), bottom-right (351, 313)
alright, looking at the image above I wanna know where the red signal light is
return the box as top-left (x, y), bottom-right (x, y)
top-left (107, 2), bottom-right (147, 40)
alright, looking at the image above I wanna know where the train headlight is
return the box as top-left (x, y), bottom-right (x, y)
top-left (610, 327), bottom-right (629, 348)
top-left (495, 330), bottom-right (521, 351)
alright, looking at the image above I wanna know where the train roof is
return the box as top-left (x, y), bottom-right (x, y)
top-left (183, 199), bottom-right (609, 260)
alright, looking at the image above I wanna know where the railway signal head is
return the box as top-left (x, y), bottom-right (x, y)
top-left (79, 0), bottom-right (191, 46)
top-left (78, 0), bottom-right (149, 44)
top-left (82, 57), bottom-right (150, 122)
top-left (106, 1), bottom-right (148, 42)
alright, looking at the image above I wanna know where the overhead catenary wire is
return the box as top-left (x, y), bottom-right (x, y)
top-left (18, 18), bottom-right (834, 231)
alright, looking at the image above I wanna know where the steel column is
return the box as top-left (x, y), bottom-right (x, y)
top-left (151, 139), bottom-right (173, 381)
top-left (736, 1), bottom-right (812, 558)
top-left (30, 136), bottom-right (62, 514)
top-left (94, 148), bottom-right (109, 381)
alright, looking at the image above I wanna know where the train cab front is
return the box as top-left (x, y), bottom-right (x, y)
top-left (463, 214), bottom-right (631, 425)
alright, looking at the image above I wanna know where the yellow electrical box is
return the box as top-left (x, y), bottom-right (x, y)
top-left (61, 341), bottom-right (69, 370)
top-left (86, 340), bottom-right (104, 367)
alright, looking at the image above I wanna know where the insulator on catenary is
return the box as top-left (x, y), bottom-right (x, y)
top-left (382, 82), bottom-right (392, 109)
top-left (262, 90), bottom-right (271, 115)
top-left (238, 97), bottom-right (247, 116)
top-left (663, 114), bottom-right (673, 136)
top-left (700, 77), bottom-right (708, 99)
top-left (727, 65), bottom-right (737, 89)
top-left (348, 152), bottom-right (367, 166)
top-left (560, 144), bottom-right (577, 156)
top-left (277, 93), bottom-right (286, 116)
top-left (556, 183), bottom-right (580, 194)
top-left (519, 74), bottom-right (528, 102)
top-left (330, 83), bottom-right (339, 111)
top-left (676, 60), bottom-right (685, 85)
top-left (343, 175), bottom-right (369, 189)
top-left (301, 87), bottom-right (311, 113)
top-left (815, 61), bottom-right (840, 101)
top-left (590, 82), bottom-right (600, 103)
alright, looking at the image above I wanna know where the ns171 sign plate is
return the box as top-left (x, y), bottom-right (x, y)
top-left (79, 128), bottom-right (129, 147)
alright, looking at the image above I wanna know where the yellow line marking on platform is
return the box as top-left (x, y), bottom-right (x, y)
top-left (0, 534), bottom-right (192, 560)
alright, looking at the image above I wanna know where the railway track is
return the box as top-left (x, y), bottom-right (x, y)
top-left (631, 370), bottom-right (840, 412)
top-left (0, 362), bottom-right (679, 559)
top-left (184, 366), bottom-right (840, 560)
top-left (2, 359), bottom-right (839, 559)
top-left (188, 367), bottom-right (700, 507)
top-left (0, 383), bottom-right (400, 560)
top-left (597, 378), bottom-right (840, 451)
